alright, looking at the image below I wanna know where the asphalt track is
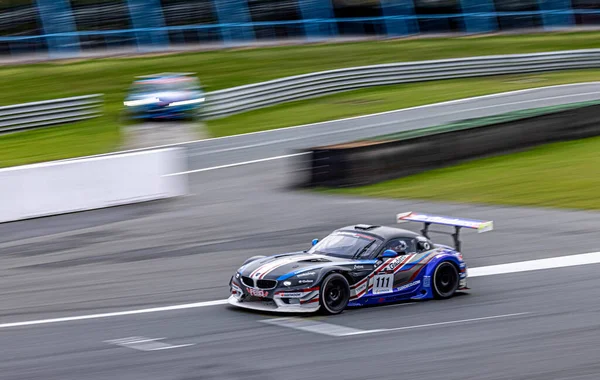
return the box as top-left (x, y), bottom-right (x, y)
top-left (1, 83), bottom-right (600, 379)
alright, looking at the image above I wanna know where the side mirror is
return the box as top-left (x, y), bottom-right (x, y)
top-left (312, 238), bottom-right (319, 246)
top-left (381, 249), bottom-right (398, 258)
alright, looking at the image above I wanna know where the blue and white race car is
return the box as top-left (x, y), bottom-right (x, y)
top-left (228, 212), bottom-right (493, 315)
top-left (123, 73), bottom-right (205, 120)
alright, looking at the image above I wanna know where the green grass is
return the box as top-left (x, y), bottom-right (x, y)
top-left (0, 118), bottom-right (122, 168)
top-left (3, 31), bottom-right (600, 166)
top-left (206, 69), bottom-right (600, 136)
top-left (324, 136), bottom-right (600, 211)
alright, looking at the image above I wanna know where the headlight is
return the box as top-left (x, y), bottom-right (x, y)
top-left (235, 273), bottom-right (240, 279)
top-left (123, 97), bottom-right (160, 107)
top-left (283, 274), bottom-right (317, 287)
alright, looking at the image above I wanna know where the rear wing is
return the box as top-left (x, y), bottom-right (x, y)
top-left (396, 211), bottom-right (493, 252)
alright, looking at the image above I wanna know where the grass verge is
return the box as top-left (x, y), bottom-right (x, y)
top-left (322, 135), bottom-right (600, 211)
top-left (0, 119), bottom-right (122, 168)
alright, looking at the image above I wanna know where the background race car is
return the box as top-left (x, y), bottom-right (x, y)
top-left (123, 73), bottom-right (205, 120)
top-left (228, 212), bottom-right (493, 315)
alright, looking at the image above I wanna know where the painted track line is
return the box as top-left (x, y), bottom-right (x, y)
top-left (468, 250), bottom-right (600, 277)
top-left (165, 153), bottom-right (308, 176)
top-left (104, 336), bottom-right (195, 351)
top-left (260, 317), bottom-right (366, 337)
top-left (261, 312), bottom-right (530, 337)
top-left (1, 251), bottom-right (600, 329)
top-left (0, 300), bottom-right (228, 329)
top-left (346, 312), bottom-right (531, 336)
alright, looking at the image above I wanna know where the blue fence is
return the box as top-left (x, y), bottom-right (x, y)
top-left (1, 0), bottom-right (600, 58)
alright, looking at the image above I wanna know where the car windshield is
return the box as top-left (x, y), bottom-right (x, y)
top-left (132, 78), bottom-right (198, 94)
top-left (308, 231), bottom-right (381, 259)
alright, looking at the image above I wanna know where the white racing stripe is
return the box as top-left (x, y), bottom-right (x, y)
top-left (251, 254), bottom-right (316, 279)
top-left (1, 251), bottom-right (600, 329)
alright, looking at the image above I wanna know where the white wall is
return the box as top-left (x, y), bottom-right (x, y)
top-left (0, 147), bottom-right (187, 223)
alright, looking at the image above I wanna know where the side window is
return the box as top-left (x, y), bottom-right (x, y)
top-left (383, 238), bottom-right (416, 254)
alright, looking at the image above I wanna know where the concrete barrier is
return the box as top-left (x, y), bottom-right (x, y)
top-left (0, 147), bottom-right (187, 223)
top-left (296, 103), bottom-right (600, 188)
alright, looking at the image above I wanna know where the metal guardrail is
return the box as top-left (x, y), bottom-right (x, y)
top-left (203, 49), bottom-right (600, 119)
top-left (0, 94), bottom-right (103, 134)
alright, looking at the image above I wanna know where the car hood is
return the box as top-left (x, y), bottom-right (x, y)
top-left (239, 252), bottom-right (357, 280)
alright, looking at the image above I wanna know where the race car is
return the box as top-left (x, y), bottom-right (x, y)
top-left (228, 212), bottom-right (493, 315)
top-left (123, 72), bottom-right (205, 120)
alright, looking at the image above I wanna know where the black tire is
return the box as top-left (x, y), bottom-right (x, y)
top-left (432, 262), bottom-right (459, 299)
top-left (319, 273), bottom-right (350, 315)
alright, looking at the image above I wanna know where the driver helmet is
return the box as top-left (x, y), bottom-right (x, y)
top-left (392, 240), bottom-right (408, 254)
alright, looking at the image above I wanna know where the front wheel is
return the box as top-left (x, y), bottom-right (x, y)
top-left (319, 273), bottom-right (350, 315)
top-left (432, 262), bottom-right (459, 299)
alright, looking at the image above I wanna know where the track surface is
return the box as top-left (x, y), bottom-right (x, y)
top-left (1, 83), bottom-right (600, 379)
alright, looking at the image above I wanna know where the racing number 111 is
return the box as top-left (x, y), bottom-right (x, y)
top-left (375, 276), bottom-right (390, 288)
top-left (373, 274), bottom-right (394, 294)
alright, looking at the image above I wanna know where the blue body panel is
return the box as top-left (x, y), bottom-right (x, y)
top-left (347, 247), bottom-right (465, 307)
top-left (123, 74), bottom-right (205, 120)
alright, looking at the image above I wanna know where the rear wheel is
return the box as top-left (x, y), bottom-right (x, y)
top-left (432, 262), bottom-right (459, 299)
top-left (319, 273), bottom-right (350, 315)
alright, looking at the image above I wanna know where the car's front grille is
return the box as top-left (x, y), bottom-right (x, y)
top-left (244, 296), bottom-right (270, 302)
top-left (241, 276), bottom-right (254, 287)
top-left (257, 279), bottom-right (277, 289)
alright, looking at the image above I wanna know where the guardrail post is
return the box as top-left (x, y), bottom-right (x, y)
top-left (298, 0), bottom-right (338, 40)
top-left (379, 0), bottom-right (419, 37)
top-left (126, 0), bottom-right (170, 51)
top-left (35, 0), bottom-right (80, 58)
top-left (213, 0), bottom-right (256, 46)
top-left (538, 0), bottom-right (574, 29)
top-left (460, 0), bottom-right (498, 34)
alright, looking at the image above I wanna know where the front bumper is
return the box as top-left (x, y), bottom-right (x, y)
top-left (126, 105), bottom-right (199, 120)
top-left (227, 295), bottom-right (320, 313)
top-left (229, 280), bottom-right (321, 313)
top-left (459, 264), bottom-right (468, 290)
